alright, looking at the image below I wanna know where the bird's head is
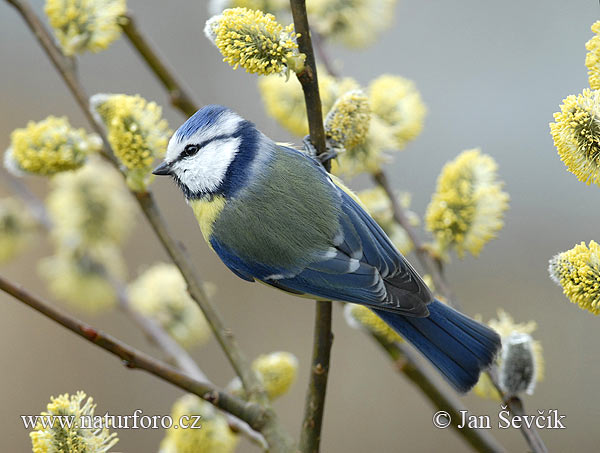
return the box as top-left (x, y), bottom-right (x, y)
top-left (153, 105), bottom-right (260, 199)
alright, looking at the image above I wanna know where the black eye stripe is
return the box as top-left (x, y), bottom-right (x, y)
top-left (175, 134), bottom-right (235, 163)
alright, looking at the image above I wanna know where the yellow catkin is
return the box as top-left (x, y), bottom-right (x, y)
top-left (259, 72), bottom-right (358, 136)
top-left (586, 21), bottom-right (600, 89)
top-left (344, 304), bottom-right (403, 343)
top-left (7, 116), bottom-right (100, 175)
top-left (30, 391), bottom-right (118, 453)
top-left (206, 7), bottom-right (305, 76)
top-left (252, 351), bottom-right (299, 399)
top-left (160, 394), bottom-right (238, 453)
top-left (307, 0), bottom-right (398, 48)
top-left (46, 159), bottom-right (135, 246)
top-left (45, 0), bottom-right (127, 56)
top-left (325, 89), bottom-right (371, 149)
top-left (549, 240), bottom-right (600, 315)
top-left (425, 149), bottom-right (509, 258)
top-left (368, 74), bottom-right (426, 150)
top-left (127, 263), bottom-right (212, 348)
top-left (550, 89), bottom-right (600, 186)
top-left (39, 244), bottom-right (126, 313)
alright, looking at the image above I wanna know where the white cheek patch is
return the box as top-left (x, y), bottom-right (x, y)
top-left (173, 137), bottom-right (241, 194)
top-left (166, 112), bottom-right (244, 162)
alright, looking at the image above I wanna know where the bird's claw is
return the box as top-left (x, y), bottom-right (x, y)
top-left (302, 135), bottom-right (339, 167)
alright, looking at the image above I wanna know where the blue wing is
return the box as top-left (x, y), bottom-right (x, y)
top-left (210, 146), bottom-right (432, 316)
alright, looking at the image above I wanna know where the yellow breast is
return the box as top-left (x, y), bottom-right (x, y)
top-left (190, 195), bottom-right (226, 243)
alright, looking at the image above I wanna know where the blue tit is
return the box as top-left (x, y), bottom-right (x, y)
top-left (153, 105), bottom-right (501, 393)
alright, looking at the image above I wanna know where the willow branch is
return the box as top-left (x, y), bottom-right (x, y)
top-left (0, 275), bottom-right (267, 428)
top-left (502, 395), bottom-right (548, 453)
top-left (120, 13), bottom-right (198, 117)
top-left (288, 2), bottom-right (334, 452)
top-left (0, 169), bottom-right (51, 228)
top-left (373, 335), bottom-right (505, 453)
top-left (115, 285), bottom-right (268, 449)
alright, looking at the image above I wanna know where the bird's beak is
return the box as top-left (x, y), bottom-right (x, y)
top-left (152, 161), bottom-right (172, 176)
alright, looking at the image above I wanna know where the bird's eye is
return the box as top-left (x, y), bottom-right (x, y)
top-left (182, 144), bottom-right (200, 158)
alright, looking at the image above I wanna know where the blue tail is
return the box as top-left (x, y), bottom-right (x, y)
top-left (374, 300), bottom-right (501, 393)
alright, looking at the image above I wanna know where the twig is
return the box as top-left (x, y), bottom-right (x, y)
top-left (374, 335), bottom-right (505, 453)
top-left (0, 275), bottom-right (265, 429)
top-left (288, 2), bottom-right (334, 452)
top-left (120, 14), bottom-right (198, 117)
top-left (503, 396), bottom-right (548, 453)
top-left (299, 301), bottom-right (333, 453)
top-left (0, 169), bottom-right (51, 228)
top-left (372, 169), bottom-right (458, 308)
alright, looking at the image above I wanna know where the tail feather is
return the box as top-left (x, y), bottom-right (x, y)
top-left (374, 300), bottom-right (501, 393)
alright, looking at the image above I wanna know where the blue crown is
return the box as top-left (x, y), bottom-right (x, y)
top-left (174, 104), bottom-right (231, 142)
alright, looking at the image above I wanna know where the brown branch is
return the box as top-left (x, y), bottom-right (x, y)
top-left (289, 2), bottom-right (334, 452)
top-left (120, 14), bottom-right (198, 117)
top-left (0, 275), bottom-right (266, 429)
top-left (502, 396), bottom-right (548, 453)
top-left (115, 286), bottom-right (268, 450)
top-left (374, 336), bottom-right (505, 453)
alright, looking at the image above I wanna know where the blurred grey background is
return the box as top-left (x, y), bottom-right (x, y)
top-left (1, 0), bottom-right (599, 451)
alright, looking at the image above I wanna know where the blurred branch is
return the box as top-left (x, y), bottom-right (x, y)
top-left (484, 368), bottom-right (548, 453)
top-left (372, 170), bottom-right (458, 308)
top-left (114, 284), bottom-right (268, 450)
top-left (373, 334), bottom-right (505, 453)
top-left (0, 275), bottom-right (266, 429)
top-left (289, 2), bottom-right (334, 452)
top-left (502, 395), bottom-right (548, 453)
top-left (4, 2), bottom-right (295, 450)
top-left (120, 13), bottom-right (198, 117)
top-left (0, 169), bottom-right (51, 228)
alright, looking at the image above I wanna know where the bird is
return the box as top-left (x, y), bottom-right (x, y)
top-left (152, 104), bottom-right (501, 393)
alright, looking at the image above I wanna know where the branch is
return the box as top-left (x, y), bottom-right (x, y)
top-left (0, 275), bottom-right (265, 429)
top-left (373, 335), bottom-right (505, 453)
top-left (372, 170), bottom-right (458, 308)
top-left (115, 285), bottom-right (268, 450)
top-left (288, 2), bottom-right (334, 452)
top-left (120, 13), bottom-right (198, 117)
top-left (0, 168), bottom-right (51, 228)
top-left (502, 396), bottom-right (548, 453)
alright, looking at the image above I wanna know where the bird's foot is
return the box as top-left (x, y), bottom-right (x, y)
top-left (302, 135), bottom-right (339, 166)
